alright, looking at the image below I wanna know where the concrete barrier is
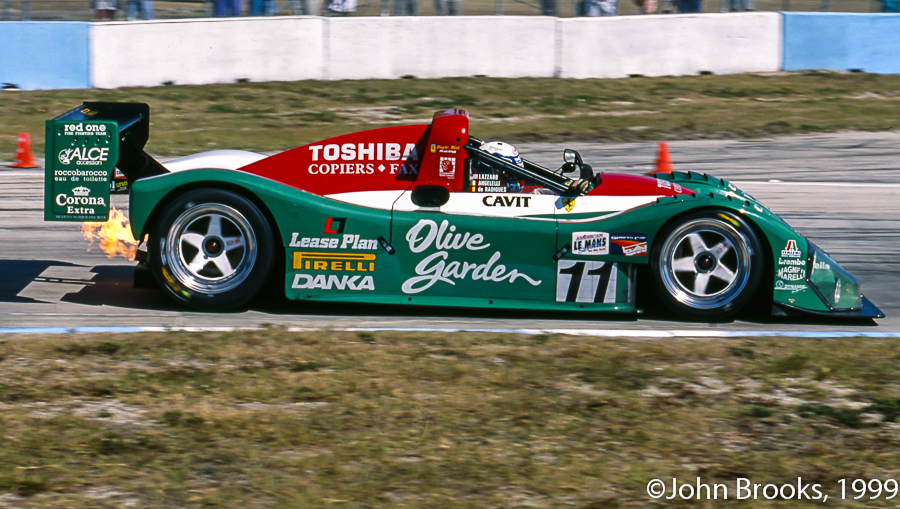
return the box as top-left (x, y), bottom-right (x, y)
top-left (90, 17), bottom-right (325, 88)
top-left (558, 13), bottom-right (782, 79)
top-left (0, 22), bottom-right (90, 90)
top-left (325, 16), bottom-right (557, 80)
top-left (783, 13), bottom-right (900, 74)
top-left (10, 13), bottom-right (900, 91)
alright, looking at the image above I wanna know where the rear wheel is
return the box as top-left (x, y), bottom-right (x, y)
top-left (651, 210), bottom-right (763, 320)
top-left (150, 189), bottom-right (273, 311)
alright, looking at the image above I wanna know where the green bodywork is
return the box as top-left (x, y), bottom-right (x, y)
top-left (44, 119), bottom-right (118, 222)
top-left (128, 167), bottom-right (843, 315)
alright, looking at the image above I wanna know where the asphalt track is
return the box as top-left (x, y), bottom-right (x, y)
top-left (2, 131), bottom-right (899, 334)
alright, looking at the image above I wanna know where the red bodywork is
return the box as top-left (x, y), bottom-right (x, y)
top-left (589, 173), bottom-right (691, 197)
top-left (239, 110), bottom-right (690, 199)
top-left (240, 110), bottom-right (469, 196)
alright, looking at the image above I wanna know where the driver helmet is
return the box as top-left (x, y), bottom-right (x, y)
top-left (480, 141), bottom-right (523, 167)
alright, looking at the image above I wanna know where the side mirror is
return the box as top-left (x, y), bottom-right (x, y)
top-left (411, 185), bottom-right (450, 207)
top-left (563, 149), bottom-right (583, 166)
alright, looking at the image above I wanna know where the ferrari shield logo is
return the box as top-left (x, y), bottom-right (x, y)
top-left (556, 197), bottom-right (576, 212)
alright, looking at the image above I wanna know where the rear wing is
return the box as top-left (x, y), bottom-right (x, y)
top-left (44, 102), bottom-right (169, 222)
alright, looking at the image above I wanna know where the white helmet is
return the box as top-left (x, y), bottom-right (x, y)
top-left (480, 141), bottom-right (523, 167)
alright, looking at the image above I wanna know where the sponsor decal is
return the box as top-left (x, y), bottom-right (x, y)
top-left (481, 195), bottom-right (531, 208)
top-left (571, 232), bottom-right (609, 256)
top-left (778, 257), bottom-right (804, 266)
top-left (52, 169), bottom-right (107, 179)
top-left (657, 179), bottom-right (683, 193)
top-left (57, 146), bottom-right (110, 166)
top-left (292, 252), bottom-right (376, 272)
top-left (63, 122), bottom-right (107, 136)
top-left (781, 239), bottom-right (802, 258)
top-left (290, 236), bottom-right (338, 249)
top-left (324, 217), bottom-right (345, 234)
top-left (430, 144), bottom-right (460, 154)
top-left (610, 233), bottom-right (648, 257)
top-left (307, 163), bottom-right (380, 175)
top-left (54, 187), bottom-right (107, 215)
top-left (776, 265), bottom-right (806, 282)
top-left (556, 261), bottom-right (618, 303)
top-left (775, 280), bottom-right (806, 293)
top-left (307, 143), bottom-right (419, 175)
top-left (309, 143), bottom-right (417, 162)
top-left (291, 274), bottom-right (375, 291)
top-left (288, 233), bottom-right (379, 250)
top-left (555, 197), bottom-right (576, 212)
top-left (401, 219), bottom-right (541, 294)
top-left (439, 156), bottom-right (456, 178)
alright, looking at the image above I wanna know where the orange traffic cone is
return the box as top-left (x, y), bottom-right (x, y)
top-left (9, 133), bottom-right (38, 168)
top-left (654, 141), bottom-right (673, 174)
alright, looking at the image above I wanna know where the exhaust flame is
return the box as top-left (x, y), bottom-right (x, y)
top-left (82, 207), bottom-right (138, 261)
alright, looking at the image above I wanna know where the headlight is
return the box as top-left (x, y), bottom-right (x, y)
top-left (808, 244), bottom-right (862, 310)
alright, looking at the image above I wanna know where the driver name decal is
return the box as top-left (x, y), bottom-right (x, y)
top-left (401, 219), bottom-right (542, 294)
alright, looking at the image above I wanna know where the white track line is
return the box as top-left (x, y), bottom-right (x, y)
top-left (0, 326), bottom-right (895, 338)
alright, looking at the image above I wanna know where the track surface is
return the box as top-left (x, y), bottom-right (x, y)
top-left (2, 131), bottom-right (898, 331)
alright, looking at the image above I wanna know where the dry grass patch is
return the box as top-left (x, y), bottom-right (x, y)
top-left (1, 331), bottom-right (900, 507)
top-left (4, 72), bottom-right (900, 159)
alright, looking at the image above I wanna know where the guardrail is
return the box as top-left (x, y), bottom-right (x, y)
top-left (0, 0), bottom-right (886, 20)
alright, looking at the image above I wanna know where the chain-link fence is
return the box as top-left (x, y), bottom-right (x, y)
top-left (0, 0), bottom-right (887, 20)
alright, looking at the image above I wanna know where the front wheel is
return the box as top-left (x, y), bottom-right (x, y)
top-left (651, 210), bottom-right (763, 320)
top-left (150, 189), bottom-right (274, 311)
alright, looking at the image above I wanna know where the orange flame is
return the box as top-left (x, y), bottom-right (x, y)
top-left (81, 207), bottom-right (138, 261)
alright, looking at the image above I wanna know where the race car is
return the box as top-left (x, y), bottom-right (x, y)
top-left (44, 102), bottom-right (883, 321)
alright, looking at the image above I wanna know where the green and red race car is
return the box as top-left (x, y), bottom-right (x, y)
top-left (44, 102), bottom-right (883, 321)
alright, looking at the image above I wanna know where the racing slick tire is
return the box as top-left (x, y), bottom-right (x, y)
top-left (650, 210), bottom-right (763, 320)
top-left (150, 188), bottom-right (274, 311)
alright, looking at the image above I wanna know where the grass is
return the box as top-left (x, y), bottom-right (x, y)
top-left (5, 72), bottom-right (900, 158)
top-left (2, 330), bottom-right (900, 507)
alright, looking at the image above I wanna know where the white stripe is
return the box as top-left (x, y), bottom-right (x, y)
top-left (326, 190), bottom-right (661, 218)
top-left (394, 192), bottom-right (557, 218)
top-left (0, 326), bottom-right (895, 338)
top-left (325, 190), bottom-right (406, 210)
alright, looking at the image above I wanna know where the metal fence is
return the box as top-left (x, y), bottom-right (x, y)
top-left (0, 0), bottom-right (886, 20)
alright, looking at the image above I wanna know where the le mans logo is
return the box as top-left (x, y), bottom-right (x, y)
top-left (58, 147), bottom-right (110, 166)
